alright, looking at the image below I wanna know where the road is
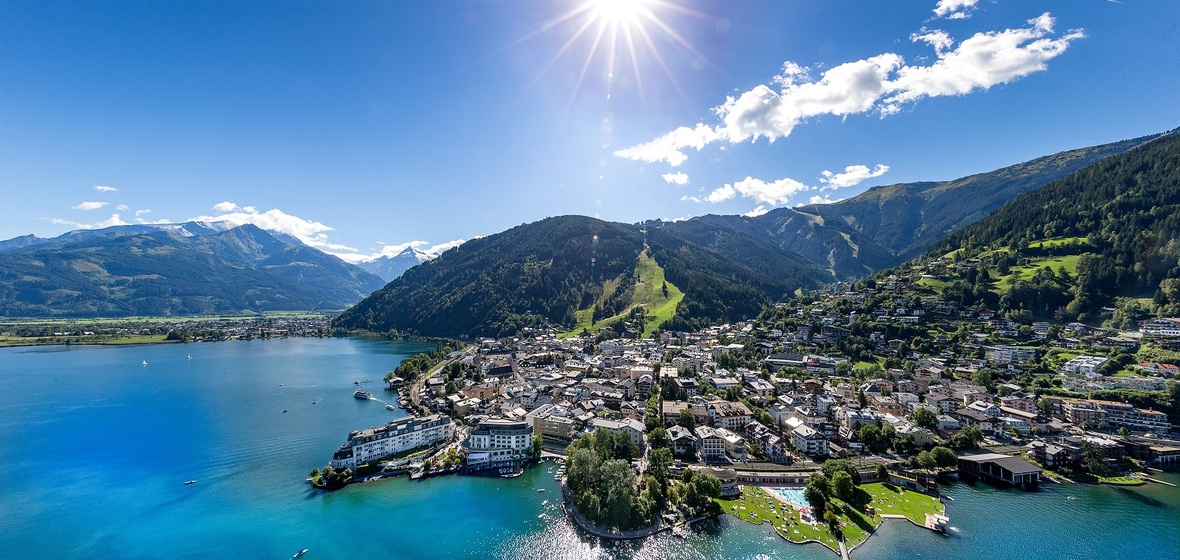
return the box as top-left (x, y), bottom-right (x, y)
top-left (408, 346), bottom-right (472, 409)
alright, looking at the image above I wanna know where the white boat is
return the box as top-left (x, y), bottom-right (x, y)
top-left (187, 354), bottom-right (191, 360)
top-left (353, 389), bottom-right (373, 399)
top-left (142, 360), bottom-right (148, 366)
top-left (293, 549), bottom-right (308, 558)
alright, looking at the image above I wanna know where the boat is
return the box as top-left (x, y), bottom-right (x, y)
top-left (386, 404), bottom-right (396, 411)
top-left (293, 549), bottom-right (308, 558)
top-left (353, 389), bottom-right (373, 399)
top-left (672, 526), bottom-right (687, 538)
top-left (184, 480), bottom-right (196, 485)
top-left (141, 360), bottom-right (148, 366)
top-left (187, 353), bottom-right (191, 360)
top-left (537, 488), bottom-right (546, 492)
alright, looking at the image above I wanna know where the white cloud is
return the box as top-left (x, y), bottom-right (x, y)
top-left (742, 206), bottom-right (770, 218)
top-left (680, 195), bottom-right (702, 203)
top-left (615, 13), bottom-right (1082, 166)
top-left (933, 0), bottom-right (980, 20)
top-left (911, 29), bottom-right (954, 54)
top-left (47, 213), bottom-right (128, 229)
top-left (191, 203), bottom-right (358, 254)
top-left (613, 123), bottom-right (719, 167)
top-left (661, 172), bottom-right (690, 185)
top-left (72, 201), bottom-right (109, 211)
top-left (426, 239), bottom-right (466, 255)
top-left (94, 185), bottom-right (118, 192)
top-left (135, 209), bottom-right (151, 217)
top-left (808, 195), bottom-right (845, 205)
top-left (728, 176), bottom-right (812, 205)
top-left (116, 204), bottom-right (130, 211)
top-left (883, 15), bottom-right (1085, 113)
top-left (705, 184), bottom-right (736, 203)
top-left (820, 164), bottom-right (890, 189)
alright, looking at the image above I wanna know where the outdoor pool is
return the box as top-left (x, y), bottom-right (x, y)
top-left (771, 487), bottom-right (808, 508)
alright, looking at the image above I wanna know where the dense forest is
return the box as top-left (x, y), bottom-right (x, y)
top-left (333, 216), bottom-right (823, 339)
top-left (925, 131), bottom-right (1180, 320)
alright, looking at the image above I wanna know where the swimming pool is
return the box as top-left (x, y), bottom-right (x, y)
top-left (771, 487), bottom-right (808, 508)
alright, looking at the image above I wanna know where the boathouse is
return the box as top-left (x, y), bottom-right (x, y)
top-left (957, 453), bottom-right (1042, 490)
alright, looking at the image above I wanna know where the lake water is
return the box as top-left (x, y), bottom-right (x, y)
top-left (0, 337), bottom-right (1177, 559)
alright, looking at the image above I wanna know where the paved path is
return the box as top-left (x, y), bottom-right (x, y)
top-left (839, 540), bottom-right (849, 560)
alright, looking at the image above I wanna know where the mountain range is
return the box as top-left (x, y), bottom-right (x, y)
top-left (357, 246), bottom-right (438, 283)
top-left (0, 222), bottom-right (385, 317)
top-left (3, 127), bottom-right (1176, 329)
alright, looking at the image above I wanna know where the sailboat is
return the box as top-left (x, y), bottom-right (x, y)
top-left (187, 353), bottom-right (192, 360)
top-left (142, 360), bottom-right (148, 366)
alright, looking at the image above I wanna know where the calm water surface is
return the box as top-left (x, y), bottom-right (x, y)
top-left (0, 338), bottom-right (1176, 559)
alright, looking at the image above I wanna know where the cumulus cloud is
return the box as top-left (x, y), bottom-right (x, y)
top-left (94, 185), bottom-right (118, 192)
top-left (426, 239), bottom-right (466, 255)
top-left (722, 176), bottom-right (812, 206)
top-left (47, 213), bottom-right (128, 229)
top-left (821, 164), bottom-right (890, 189)
top-left (615, 13), bottom-right (1082, 166)
top-left (705, 184), bottom-right (736, 203)
top-left (72, 201), bottom-right (110, 211)
top-left (661, 172), bottom-right (690, 185)
top-left (808, 195), bottom-right (845, 205)
top-left (933, 0), bottom-right (980, 20)
top-left (192, 202), bottom-right (357, 254)
top-left (742, 206), bottom-right (770, 218)
top-left (680, 195), bottom-right (702, 203)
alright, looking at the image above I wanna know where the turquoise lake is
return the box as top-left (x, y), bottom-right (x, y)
top-left (0, 337), bottom-right (1177, 559)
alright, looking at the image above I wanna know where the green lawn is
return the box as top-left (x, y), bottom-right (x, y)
top-left (862, 482), bottom-right (945, 526)
top-left (1028, 237), bottom-right (1088, 249)
top-left (916, 277), bottom-right (954, 292)
top-left (1098, 476), bottom-right (1145, 486)
top-left (994, 254), bottom-right (1082, 294)
top-left (716, 483), bottom-right (943, 553)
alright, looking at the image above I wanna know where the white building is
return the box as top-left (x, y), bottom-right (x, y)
top-left (330, 414), bottom-right (454, 471)
top-left (464, 418), bottom-right (534, 465)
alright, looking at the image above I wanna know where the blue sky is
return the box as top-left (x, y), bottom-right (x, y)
top-left (2, 0), bottom-right (1177, 262)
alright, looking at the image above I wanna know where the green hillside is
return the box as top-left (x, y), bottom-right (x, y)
top-left (920, 131), bottom-right (1180, 322)
top-left (332, 216), bottom-right (820, 339)
top-left (561, 249), bottom-right (685, 339)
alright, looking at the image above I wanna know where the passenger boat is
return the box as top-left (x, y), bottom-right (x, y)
top-left (353, 389), bottom-right (373, 399)
top-left (293, 549), bottom-right (308, 558)
top-left (386, 404), bottom-right (396, 411)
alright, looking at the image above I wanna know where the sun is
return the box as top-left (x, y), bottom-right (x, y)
top-left (530, 0), bottom-right (705, 106)
top-left (588, 0), bottom-right (649, 26)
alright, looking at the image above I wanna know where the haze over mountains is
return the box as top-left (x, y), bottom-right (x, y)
top-left (0, 222), bottom-right (385, 317)
top-left (2, 128), bottom-right (1175, 327)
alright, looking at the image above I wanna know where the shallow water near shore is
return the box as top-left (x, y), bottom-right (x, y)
top-left (0, 337), bottom-right (1176, 559)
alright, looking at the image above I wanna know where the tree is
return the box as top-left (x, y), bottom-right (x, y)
top-left (599, 459), bottom-right (639, 529)
top-left (821, 458), bottom-right (860, 484)
top-left (874, 463), bottom-right (889, 482)
top-left (530, 434), bottom-right (544, 458)
top-left (911, 407), bottom-right (938, 431)
top-left (912, 450), bottom-right (937, 471)
top-left (804, 473), bottom-right (830, 518)
top-left (647, 448), bottom-right (673, 490)
top-left (859, 424), bottom-right (887, 453)
top-left (678, 409), bottom-right (696, 431)
top-left (647, 427), bottom-right (671, 451)
top-left (831, 470), bottom-right (855, 502)
top-left (930, 446), bottom-right (957, 469)
top-left (690, 472), bottom-right (722, 511)
top-left (1082, 441), bottom-right (1111, 477)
